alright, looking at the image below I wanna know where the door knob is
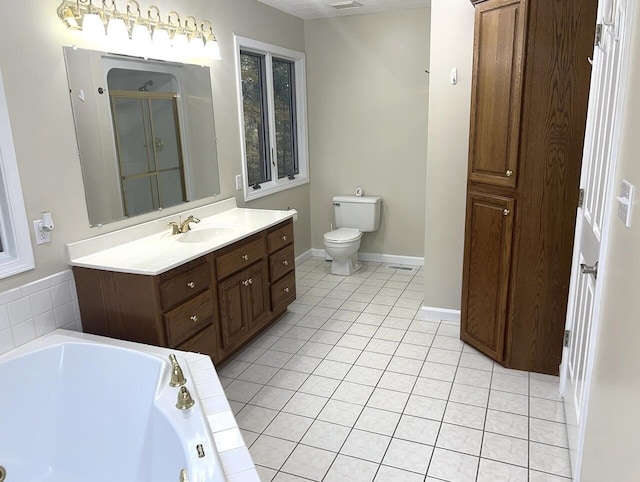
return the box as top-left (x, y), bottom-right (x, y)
top-left (580, 262), bottom-right (598, 279)
top-left (503, 209), bottom-right (511, 216)
top-left (506, 170), bottom-right (514, 177)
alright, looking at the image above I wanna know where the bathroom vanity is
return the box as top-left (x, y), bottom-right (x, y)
top-left (68, 199), bottom-right (296, 364)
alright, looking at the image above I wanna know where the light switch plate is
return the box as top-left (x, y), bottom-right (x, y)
top-left (617, 179), bottom-right (634, 227)
top-left (33, 220), bottom-right (51, 245)
top-left (235, 175), bottom-right (242, 191)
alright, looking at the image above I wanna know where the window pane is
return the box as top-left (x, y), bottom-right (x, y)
top-left (272, 58), bottom-right (298, 179)
top-left (241, 51), bottom-right (271, 186)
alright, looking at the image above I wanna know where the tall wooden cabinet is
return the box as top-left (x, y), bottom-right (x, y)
top-left (460, 0), bottom-right (597, 374)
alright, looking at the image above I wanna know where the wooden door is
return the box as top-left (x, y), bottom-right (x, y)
top-left (560, 0), bottom-right (632, 476)
top-left (218, 269), bottom-right (249, 350)
top-left (468, 0), bottom-right (526, 188)
top-left (461, 191), bottom-right (515, 360)
top-left (244, 260), bottom-right (270, 330)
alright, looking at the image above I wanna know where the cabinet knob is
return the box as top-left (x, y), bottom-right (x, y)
top-left (242, 278), bottom-right (253, 287)
top-left (241, 254), bottom-right (249, 261)
top-left (282, 260), bottom-right (289, 266)
top-left (282, 235), bottom-right (287, 241)
top-left (283, 287), bottom-right (290, 293)
top-left (190, 315), bottom-right (198, 323)
top-left (186, 281), bottom-right (196, 289)
top-left (506, 170), bottom-right (514, 177)
top-left (503, 209), bottom-right (511, 216)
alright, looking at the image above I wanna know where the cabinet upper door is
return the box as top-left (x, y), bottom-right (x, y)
top-left (460, 191), bottom-right (515, 361)
top-left (468, 0), bottom-right (526, 188)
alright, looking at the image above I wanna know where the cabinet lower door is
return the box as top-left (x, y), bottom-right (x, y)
top-left (460, 191), bottom-right (514, 361)
top-left (218, 261), bottom-right (270, 352)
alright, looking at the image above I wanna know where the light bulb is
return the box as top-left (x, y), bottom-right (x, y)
top-left (82, 13), bottom-right (105, 42)
top-left (172, 32), bottom-right (188, 52)
top-left (107, 17), bottom-right (129, 47)
top-left (132, 23), bottom-right (152, 49)
top-left (204, 38), bottom-right (221, 60)
top-left (152, 27), bottom-right (170, 49)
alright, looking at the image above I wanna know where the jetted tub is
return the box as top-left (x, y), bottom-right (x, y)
top-left (0, 333), bottom-right (228, 482)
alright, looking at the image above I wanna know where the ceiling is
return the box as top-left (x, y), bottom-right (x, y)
top-left (257, 0), bottom-right (431, 20)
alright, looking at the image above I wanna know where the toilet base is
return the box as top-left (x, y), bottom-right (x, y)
top-left (330, 252), bottom-right (361, 276)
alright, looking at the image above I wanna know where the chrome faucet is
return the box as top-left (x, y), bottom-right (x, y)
top-left (167, 215), bottom-right (201, 234)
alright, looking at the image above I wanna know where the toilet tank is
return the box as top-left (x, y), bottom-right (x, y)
top-left (333, 195), bottom-right (382, 232)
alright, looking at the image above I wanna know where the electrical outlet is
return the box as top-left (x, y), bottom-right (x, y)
top-left (33, 220), bottom-right (51, 245)
top-left (235, 175), bottom-right (242, 191)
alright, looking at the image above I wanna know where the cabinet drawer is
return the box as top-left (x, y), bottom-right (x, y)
top-left (165, 290), bottom-right (213, 347)
top-left (160, 262), bottom-right (210, 310)
top-left (216, 238), bottom-right (266, 280)
top-left (177, 324), bottom-right (219, 363)
top-left (267, 222), bottom-right (293, 254)
top-left (269, 244), bottom-right (295, 282)
top-left (271, 271), bottom-right (296, 312)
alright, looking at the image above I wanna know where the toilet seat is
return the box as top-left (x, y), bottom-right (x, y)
top-left (323, 228), bottom-right (362, 243)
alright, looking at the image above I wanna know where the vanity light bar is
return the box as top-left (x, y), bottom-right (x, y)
top-left (56, 0), bottom-right (221, 59)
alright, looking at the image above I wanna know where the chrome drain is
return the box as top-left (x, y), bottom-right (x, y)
top-left (0, 465), bottom-right (6, 481)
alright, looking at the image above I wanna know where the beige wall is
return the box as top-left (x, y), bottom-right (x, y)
top-left (0, 0), bottom-right (309, 292)
top-left (423, 0), bottom-right (474, 310)
top-left (305, 9), bottom-right (430, 257)
top-left (580, 4), bottom-right (640, 480)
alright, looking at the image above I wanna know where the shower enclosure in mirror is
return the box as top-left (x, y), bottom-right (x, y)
top-left (63, 47), bottom-right (220, 226)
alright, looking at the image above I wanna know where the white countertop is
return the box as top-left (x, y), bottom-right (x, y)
top-left (67, 198), bottom-right (296, 275)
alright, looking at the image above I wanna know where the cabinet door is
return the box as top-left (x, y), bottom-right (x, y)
top-left (468, 0), bottom-right (526, 188)
top-left (218, 270), bottom-right (249, 350)
top-left (460, 191), bottom-right (514, 361)
top-left (218, 261), bottom-right (270, 351)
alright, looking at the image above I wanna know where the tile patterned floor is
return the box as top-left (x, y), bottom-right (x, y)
top-left (218, 258), bottom-right (571, 482)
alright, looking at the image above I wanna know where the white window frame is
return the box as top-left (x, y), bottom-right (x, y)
top-left (234, 35), bottom-right (309, 202)
top-left (0, 67), bottom-right (35, 278)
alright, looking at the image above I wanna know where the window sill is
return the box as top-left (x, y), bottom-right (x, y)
top-left (243, 176), bottom-right (309, 202)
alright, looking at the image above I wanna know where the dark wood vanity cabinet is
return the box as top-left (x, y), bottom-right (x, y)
top-left (461, 0), bottom-right (597, 374)
top-left (74, 219), bottom-right (296, 365)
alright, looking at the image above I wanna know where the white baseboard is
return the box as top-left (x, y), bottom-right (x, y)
top-left (295, 249), bottom-right (314, 266)
top-left (420, 305), bottom-right (461, 323)
top-left (309, 248), bottom-right (424, 267)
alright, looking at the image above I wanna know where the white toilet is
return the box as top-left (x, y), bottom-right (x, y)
top-left (323, 195), bottom-right (383, 276)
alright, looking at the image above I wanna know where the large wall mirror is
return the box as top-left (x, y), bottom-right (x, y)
top-left (63, 47), bottom-right (220, 226)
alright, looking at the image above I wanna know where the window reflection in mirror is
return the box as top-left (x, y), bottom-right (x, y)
top-left (63, 47), bottom-right (220, 226)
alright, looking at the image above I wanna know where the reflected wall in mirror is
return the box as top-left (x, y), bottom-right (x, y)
top-left (63, 47), bottom-right (220, 226)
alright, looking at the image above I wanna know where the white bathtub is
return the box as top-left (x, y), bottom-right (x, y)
top-left (0, 333), bottom-right (231, 482)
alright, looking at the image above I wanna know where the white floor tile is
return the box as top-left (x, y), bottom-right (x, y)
top-left (404, 394), bottom-right (447, 421)
top-left (413, 377), bottom-right (452, 400)
top-left (354, 406), bottom-right (401, 436)
top-left (377, 371), bottom-right (417, 393)
top-left (365, 338), bottom-right (400, 355)
top-left (419, 361), bottom-right (457, 382)
top-left (491, 373), bottom-right (530, 395)
top-left (225, 379), bottom-right (264, 403)
top-left (382, 438), bottom-right (433, 474)
top-left (367, 387), bottom-right (410, 413)
top-left (427, 447), bottom-right (479, 482)
top-left (481, 432), bottom-right (529, 467)
top-left (326, 345), bottom-right (362, 364)
top-left (443, 401), bottom-right (487, 430)
top-left (386, 356), bottom-right (423, 376)
top-left (280, 444), bottom-right (336, 481)
top-left (355, 351), bottom-right (392, 370)
top-left (236, 404), bottom-right (279, 433)
top-left (267, 369), bottom-right (309, 391)
top-left (282, 354), bottom-right (323, 374)
top-left (263, 412), bottom-right (314, 442)
top-left (488, 390), bottom-right (529, 416)
top-left (318, 399), bottom-right (363, 427)
top-left (436, 422), bottom-right (483, 456)
top-left (282, 392), bottom-right (328, 418)
top-left (237, 364), bottom-right (279, 384)
top-left (324, 455), bottom-right (379, 482)
top-left (249, 435), bottom-right (296, 470)
top-left (485, 409), bottom-right (528, 439)
top-left (455, 366), bottom-right (492, 389)
top-left (340, 429), bottom-right (391, 463)
top-left (301, 420), bottom-right (351, 452)
top-left (337, 333), bottom-right (370, 350)
top-left (530, 418), bottom-right (569, 448)
top-left (332, 380), bottom-right (375, 405)
top-left (298, 375), bottom-right (340, 398)
top-left (530, 397), bottom-right (566, 423)
top-left (529, 442), bottom-right (572, 478)
top-left (297, 341), bottom-right (333, 359)
top-left (249, 386), bottom-right (295, 410)
top-left (477, 458), bottom-right (528, 482)
top-left (395, 414), bottom-right (441, 445)
top-left (345, 365), bottom-right (384, 386)
top-left (374, 465), bottom-right (425, 482)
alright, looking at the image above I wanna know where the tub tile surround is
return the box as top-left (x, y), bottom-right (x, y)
top-left (222, 257), bottom-right (571, 482)
top-left (0, 329), bottom-right (260, 481)
top-left (0, 270), bottom-right (82, 355)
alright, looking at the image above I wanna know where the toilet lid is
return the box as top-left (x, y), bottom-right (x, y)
top-left (324, 228), bottom-right (361, 242)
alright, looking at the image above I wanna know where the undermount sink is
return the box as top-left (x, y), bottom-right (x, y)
top-left (176, 225), bottom-right (240, 244)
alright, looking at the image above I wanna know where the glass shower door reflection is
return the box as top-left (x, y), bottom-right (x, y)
top-left (110, 92), bottom-right (186, 217)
